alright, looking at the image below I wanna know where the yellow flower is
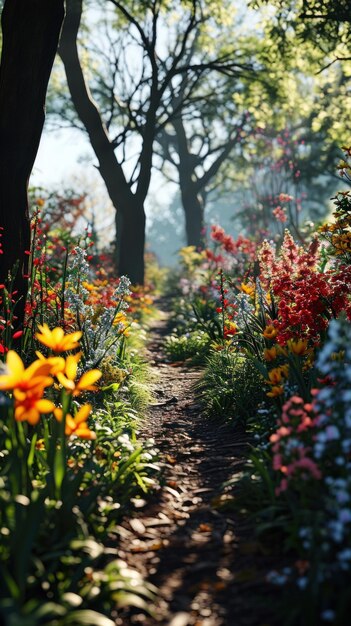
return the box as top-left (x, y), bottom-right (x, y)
top-left (36, 324), bottom-right (82, 353)
top-left (0, 350), bottom-right (53, 392)
top-left (13, 389), bottom-right (55, 425)
top-left (113, 311), bottom-right (128, 327)
top-left (287, 338), bottom-right (308, 356)
top-left (82, 281), bottom-right (96, 292)
top-left (266, 366), bottom-right (288, 386)
top-left (224, 322), bottom-right (237, 338)
top-left (267, 385), bottom-right (284, 398)
top-left (210, 341), bottom-right (226, 351)
top-left (263, 347), bottom-right (277, 362)
top-left (56, 355), bottom-right (101, 396)
top-left (262, 325), bottom-right (278, 340)
top-left (240, 282), bottom-right (255, 296)
top-left (319, 223), bottom-right (330, 233)
top-left (331, 350), bottom-right (345, 362)
top-left (35, 351), bottom-right (66, 375)
top-left (54, 403), bottom-right (96, 440)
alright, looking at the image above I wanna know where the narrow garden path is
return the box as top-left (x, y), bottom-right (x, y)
top-left (118, 302), bottom-right (276, 626)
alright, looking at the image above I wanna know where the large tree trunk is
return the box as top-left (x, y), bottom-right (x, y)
top-left (60, 0), bottom-right (148, 284)
top-left (181, 187), bottom-right (204, 248)
top-left (0, 0), bottom-right (65, 327)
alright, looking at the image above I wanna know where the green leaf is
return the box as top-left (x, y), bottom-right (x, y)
top-left (62, 610), bottom-right (115, 626)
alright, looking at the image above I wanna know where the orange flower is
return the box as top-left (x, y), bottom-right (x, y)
top-left (262, 325), bottom-right (278, 340)
top-left (54, 403), bottom-right (96, 439)
top-left (56, 355), bottom-right (101, 396)
top-left (36, 324), bottom-right (82, 353)
top-left (14, 389), bottom-right (55, 425)
top-left (267, 385), bottom-right (284, 398)
top-left (263, 347), bottom-right (277, 362)
top-left (287, 338), bottom-right (308, 356)
top-left (279, 364), bottom-right (289, 378)
top-left (0, 350), bottom-right (53, 393)
top-left (224, 322), bottom-right (237, 338)
top-left (266, 367), bottom-right (285, 385)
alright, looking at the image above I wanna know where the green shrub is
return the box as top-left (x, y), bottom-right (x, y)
top-left (195, 348), bottom-right (265, 424)
top-left (164, 330), bottom-right (212, 364)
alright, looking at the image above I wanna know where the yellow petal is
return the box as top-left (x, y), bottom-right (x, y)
top-left (65, 355), bottom-right (78, 381)
top-left (14, 405), bottom-right (26, 420)
top-left (54, 408), bottom-right (63, 422)
top-left (27, 409), bottom-right (41, 426)
top-left (0, 376), bottom-right (13, 390)
top-left (35, 399), bottom-right (56, 414)
top-left (74, 403), bottom-right (92, 424)
top-left (65, 414), bottom-right (76, 434)
top-left (47, 357), bottom-right (66, 375)
top-left (52, 327), bottom-right (65, 344)
top-left (25, 359), bottom-right (53, 379)
top-left (63, 331), bottom-right (82, 346)
top-left (75, 426), bottom-right (96, 440)
top-left (77, 370), bottom-right (102, 390)
top-left (15, 406), bottom-right (40, 425)
top-left (36, 323), bottom-right (51, 337)
top-left (56, 372), bottom-right (75, 390)
top-left (7, 350), bottom-right (24, 377)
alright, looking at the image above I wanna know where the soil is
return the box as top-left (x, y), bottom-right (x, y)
top-left (117, 303), bottom-right (278, 626)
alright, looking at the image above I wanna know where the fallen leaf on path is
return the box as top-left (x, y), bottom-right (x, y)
top-left (167, 480), bottom-right (178, 488)
top-left (165, 454), bottom-right (177, 464)
top-left (198, 523), bottom-right (213, 533)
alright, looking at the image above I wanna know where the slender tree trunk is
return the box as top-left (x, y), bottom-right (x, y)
top-left (0, 0), bottom-right (65, 327)
top-left (171, 117), bottom-right (205, 248)
top-left (181, 187), bottom-right (204, 248)
top-left (116, 202), bottom-right (146, 285)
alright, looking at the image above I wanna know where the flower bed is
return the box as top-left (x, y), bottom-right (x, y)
top-left (0, 214), bottom-right (160, 625)
top-left (166, 165), bottom-right (351, 623)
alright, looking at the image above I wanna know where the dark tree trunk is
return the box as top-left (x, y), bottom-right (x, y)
top-left (166, 113), bottom-right (239, 249)
top-left (181, 187), bottom-right (204, 248)
top-left (0, 0), bottom-right (65, 327)
top-left (60, 0), bottom-right (150, 285)
top-left (115, 202), bottom-right (146, 285)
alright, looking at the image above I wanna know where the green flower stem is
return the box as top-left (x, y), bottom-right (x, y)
top-left (53, 390), bottom-right (71, 499)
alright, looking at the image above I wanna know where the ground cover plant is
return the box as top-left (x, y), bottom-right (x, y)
top-left (0, 208), bottom-right (161, 625)
top-left (166, 152), bottom-right (351, 624)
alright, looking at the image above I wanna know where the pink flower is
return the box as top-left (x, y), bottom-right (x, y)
top-left (272, 206), bottom-right (288, 223)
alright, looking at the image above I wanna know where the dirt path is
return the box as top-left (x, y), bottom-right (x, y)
top-left (117, 305), bottom-right (276, 626)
